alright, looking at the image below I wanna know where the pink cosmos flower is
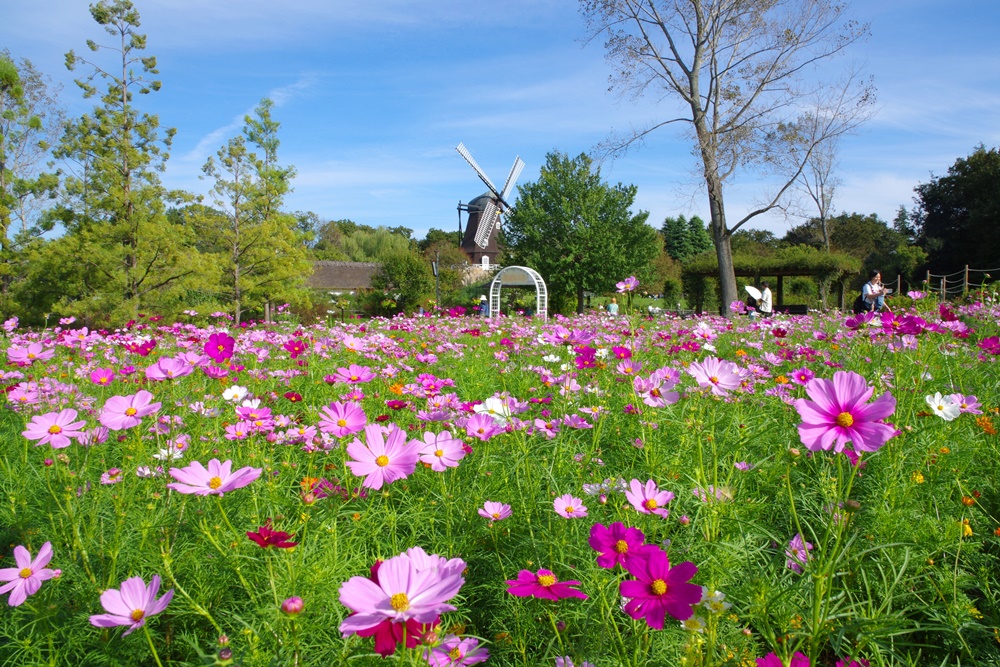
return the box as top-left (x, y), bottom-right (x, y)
top-left (345, 424), bottom-right (418, 490)
top-left (318, 401), bottom-right (367, 438)
top-left (416, 430), bottom-right (467, 471)
top-left (22, 409), bottom-right (87, 449)
top-left (789, 367), bottom-right (815, 386)
top-left (620, 547), bottom-right (701, 628)
top-left (99, 391), bottom-right (161, 431)
top-left (478, 501), bottom-right (512, 522)
top-left (90, 368), bottom-right (115, 386)
top-left (166, 459), bottom-right (262, 496)
top-left (589, 522), bottom-right (653, 570)
top-left (948, 393), bottom-right (982, 414)
top-left (757, 653), bottom-right (810, 667)
top-left (339, 550), bottom-right (466, 635)
top-left (425, 636), bottom-right (490, 666)
top-left (616, 276), bottom-right (639, 293)
top-left (632, 372), bottom-right (679, 408)
top-left (506, 569), bottom-right (588, 601)
top-left (89, 575), bottom-right (174, 636)
top-left (793, 371), bottom-right (896, 453)
top-left (333, 363), bottom-right (376, 384)
top-left (553, 494), bottom-right (587, 519)
top-left (625, 479), bottom-right (674, 518)
top-left (785, 533), bottom-right (813, 573)
top-left (465, 412), bottom-right (503, 441)
top-left (144, 356), bottom-right (194, 381)
top-left (687, 356), bottom-right (745, 396)
top-left (204, 332), bottom-right (235, 363)
top-left (7, 342), bottom-right (54, 365)
top-left (0, 542), bottom-right (56, 606)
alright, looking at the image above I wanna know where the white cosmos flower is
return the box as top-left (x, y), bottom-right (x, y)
top-left (222, 385), bottom-right (248, 402)
top-left (926, 392), bottom-right (960, 421)
top-left (473, 397), bottom-right (511, 424)
top-left (542, 354), bottom-right (561, 363)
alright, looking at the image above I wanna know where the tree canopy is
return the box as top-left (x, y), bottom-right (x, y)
top-left (504, 151), bottom-right (660, 313)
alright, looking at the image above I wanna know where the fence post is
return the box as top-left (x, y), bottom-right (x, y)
top-left (941, 276), bottom-right (946, 300)
top-left (896, 275), bottom-right (901, 295)
top-left (965, 265), bottom-right (970, 295)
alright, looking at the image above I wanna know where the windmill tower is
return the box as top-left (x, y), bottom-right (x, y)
top-left (456, 143), bottom-right (524, 268)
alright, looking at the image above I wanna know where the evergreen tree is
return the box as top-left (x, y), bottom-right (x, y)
top-left (686, 215), bottom-right (713, 256)
top-left (661, 215), bottom-right (692, 260)
top-left (53, 0), bottom-right (202, 322)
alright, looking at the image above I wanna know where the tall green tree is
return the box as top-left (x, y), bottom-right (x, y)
top-left (196, 99), bottom-right (310, 324)
top-left (0, 53), bottom-right (61, 248)
top-left (52, 0), bottom-right (201, 322)
top-left (912, 145), bottom-right (1000, 273)
top-left (504, 151), bottom-right (660, 313)
top-left (370, 248), bottom-right (432, 313)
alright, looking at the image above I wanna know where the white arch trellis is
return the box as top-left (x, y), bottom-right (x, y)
top-left (488, 266), bottom-right (548, 321)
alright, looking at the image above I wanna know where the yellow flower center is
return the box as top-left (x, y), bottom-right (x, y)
top-left (709, 376), bottom-right (719, 384)
top-left (614, 540), bottom-right (629, 554)
top-left (375, 455), bottom-right (390, 467)
top-left (48, 425), bottom-right (63, 434)
top-left (217, 344), bottom-right (225, 351)
top-left (208, 476), bottom-right (223, 489)
top-left (390, 592), bottom-right (410, 611)
top-left (537, 574), bottom-right (556, 587)
top-left (835, 412), bottom-right (854, 428)
top-left (350, 375), bottom-right (359, 381)
top-left (130, 609), bottom-right (145, 622)
top-left (643, 499), bottom-right (658, 511)
top-left (650, 579), bottom-right (668, 596)
top-left (491, 512), bottom-right (501, 519)
top-left (125, 407), bottom-right (137, 416)
top-left (337, 419), bottom-right (347, 427)
top-left (19, 568), bottom-right (32, 579)
top-left (448, 647), bottom-right (463, 660)
top-left (564, 506), bottom-right (575, 514)
top-left (434, 449), bottom-right (444, 457)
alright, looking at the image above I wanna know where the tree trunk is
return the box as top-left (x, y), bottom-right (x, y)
top-left (705, 175), bottom-right (738, 316)
top-left (576, 285), bottom-right (585, 314)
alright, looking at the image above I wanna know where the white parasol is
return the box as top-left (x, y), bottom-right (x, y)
top-left (744, 285), bottom-right (762, 300)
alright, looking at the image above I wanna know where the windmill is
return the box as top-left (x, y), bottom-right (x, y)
top-left (455, 143), bottom-right (524, 266)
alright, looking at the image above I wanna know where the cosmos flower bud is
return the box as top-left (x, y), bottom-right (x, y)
top-left (281, 596), bottom-right (304, 615)
top-left (788, 447), bottom-right (801, 458)
top-left (844, 499), bottom-right (861, 513)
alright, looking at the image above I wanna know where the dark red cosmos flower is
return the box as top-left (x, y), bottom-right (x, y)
top-left (283, 392), bottom-right (303, 402)
top-left (247, 520), bottom-right (298, 549)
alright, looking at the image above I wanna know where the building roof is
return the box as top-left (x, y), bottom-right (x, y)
top-left (307, 261), bottom-right (380, 291)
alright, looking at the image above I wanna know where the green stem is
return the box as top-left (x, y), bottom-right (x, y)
top-left (143, 624), bottom-right (165, 667)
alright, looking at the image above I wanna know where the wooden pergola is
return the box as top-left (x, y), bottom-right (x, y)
top-left (681, 247), bottom-right (862, 314)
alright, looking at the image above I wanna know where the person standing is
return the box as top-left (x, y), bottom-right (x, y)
top-left (479, 295), bottom-right (490, 318)
top-left (759, 281), bottom-right (773, 317)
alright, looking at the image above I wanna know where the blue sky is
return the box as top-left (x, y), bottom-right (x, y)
top-left (4, 0), bottom-right (1000, 240)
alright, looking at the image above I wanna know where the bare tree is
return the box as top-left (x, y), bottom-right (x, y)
top-left (580, 0), bottom-right (874, 313)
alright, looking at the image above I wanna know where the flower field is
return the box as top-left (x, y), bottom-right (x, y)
top-left (1, 294), bottom-right (999, 667)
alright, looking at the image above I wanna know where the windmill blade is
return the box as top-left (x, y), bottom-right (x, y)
top-left (499, 156), bottom-right (524, 206)
top-left (456, 143), bottom-right (501, 199)
top-left (474, 199), bottom-right (500, 248)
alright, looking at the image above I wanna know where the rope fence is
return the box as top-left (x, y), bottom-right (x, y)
top-left (924, 266), bottom-right (1000, 299)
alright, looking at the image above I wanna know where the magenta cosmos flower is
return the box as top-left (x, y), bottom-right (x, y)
top-left (616, 276), bottom-right (639, 293)
top-left (506, 569), bottom-right (587, 601)
top-left (757, 653), bottom-right (810, 667)
top-left (465, 412), bottom-right (504, 441)
top-left (478, 501), bottom-right (512, 522)
top-left (345, 424), bottom-right (418, 490)
top-left (553, 494), bottom-right (588, 519)
top-left (166, 459), bottom-right (262, 496)
top-left (339, 550), bottom-right (466, 635)
top-left (0, 542), bottom-right (56, 606)
top-left (99, 390), bottom-right (161, 431)
top-left (620, 546), bottom-right (700, 628)
top-left (687, 356), bottom-right (745, 396)
top-left (89, 575), bottom-right (174, 636)
top-left (785, 533), bottom-right (813, 573)
top-left (793, 371), bottom-right (896, 453)
top-left (589, 522), bottom-right (653, 570)
top-left (204, 332), bottom-right (235, 363)
top-left (22, 409), bottom-right (87, 449)
top-left (416, 430), bottom-right (467, 471)
top-left (625, 479), bottom-right (674, 518)
top-left (318, 401), bottom-right (367, 438)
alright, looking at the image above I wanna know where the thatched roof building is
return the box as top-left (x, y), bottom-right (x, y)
top-left (307, 261), bottom-right (380, 293)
